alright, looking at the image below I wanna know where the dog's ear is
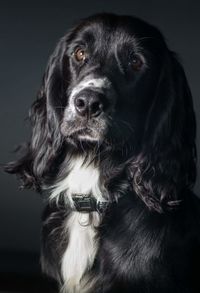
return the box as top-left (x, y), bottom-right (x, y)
top-left (130, 51), bottom-right (196, 212)
top-left (5, 39), bottom-right (68, 190)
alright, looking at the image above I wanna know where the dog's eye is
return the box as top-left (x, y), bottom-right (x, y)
top-left (74, 48), bottom-right (86, 62)
top-left (130, 54), bottom-right (144, 71)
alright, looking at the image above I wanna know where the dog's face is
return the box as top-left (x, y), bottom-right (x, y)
top-left (60, 14), bottom-right (163, 147)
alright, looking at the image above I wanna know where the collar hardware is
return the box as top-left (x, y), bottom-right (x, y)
top-left (72, 194), bottom-right (109, 213)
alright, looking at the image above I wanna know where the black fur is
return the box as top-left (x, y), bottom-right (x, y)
top-left (5, 13), bottom-right (200, 292)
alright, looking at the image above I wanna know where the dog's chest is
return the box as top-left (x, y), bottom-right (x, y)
top-left (50, 157), bottom-right (104, 204)
top-left (66, 157), bottom-right (103, 201)
top-left (61, 212), bottom-right (100, 293)
top-left (58, 158), bottom-right (102, 292)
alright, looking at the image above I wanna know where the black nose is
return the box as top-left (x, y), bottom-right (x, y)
top-left (74, 91), bottom-right (104, 118)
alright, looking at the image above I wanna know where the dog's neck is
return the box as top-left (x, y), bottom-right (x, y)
top-left (49, 152), bottom-right (130, 211)
top-left (50, 155), bottom-right (106, 207)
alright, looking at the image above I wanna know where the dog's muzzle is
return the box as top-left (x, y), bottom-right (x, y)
top-left (70, 77), bottom-right (111, 117)
top-left (61, 76), bottom-right (113, 141)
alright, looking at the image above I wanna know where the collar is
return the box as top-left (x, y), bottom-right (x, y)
top-left (72, 194), bottom-right (111, 213)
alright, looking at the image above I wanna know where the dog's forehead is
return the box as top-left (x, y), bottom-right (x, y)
top-left (68, 14), bottom-right (163, 55)
top-left (74, 19), bottom-right (138, 47)
top-left (71, 17), bottom-right (148, 51)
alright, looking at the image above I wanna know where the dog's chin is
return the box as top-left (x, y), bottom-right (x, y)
top-left (61, 121), bottom-right (135, 151)
top-left (62, 127), bottom-right (105, 148)
top-left (61, 124), bottom-right (135, 152)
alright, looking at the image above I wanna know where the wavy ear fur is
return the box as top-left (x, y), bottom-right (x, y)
top-left (130, 51), bottom-right (197, 213)
top-left (5, 39), bottom-right (67, 190)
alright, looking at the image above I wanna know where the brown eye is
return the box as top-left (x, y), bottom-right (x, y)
top-left (74, 48), bottom-right (86, 62)
top-left (131, 54), bottom-right (143, 71)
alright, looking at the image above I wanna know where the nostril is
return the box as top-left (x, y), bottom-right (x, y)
top-left (91, 101), bottom-right (102, 116)
top-left (75, 97), bottom-right (85, 109)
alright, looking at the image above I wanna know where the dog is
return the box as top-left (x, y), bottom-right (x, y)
top-left (5, 13), bottom-right (200, 293)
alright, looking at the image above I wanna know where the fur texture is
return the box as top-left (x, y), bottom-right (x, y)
top-left (5, 13), bottom-right (200, 293)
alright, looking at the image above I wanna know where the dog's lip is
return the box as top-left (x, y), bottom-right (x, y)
top-left (68, 127), bottom-right (101, 143)
top-left (68, 127), bottom-right (94, 138)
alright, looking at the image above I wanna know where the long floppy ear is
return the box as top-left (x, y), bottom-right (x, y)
top-left (130, 51), bottom-right (197, 213)
top-left (5, 39), bottom-right (67, 190)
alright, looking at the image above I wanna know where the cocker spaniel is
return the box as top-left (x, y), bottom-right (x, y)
top-left (5, 13), bottom-right (200, 293)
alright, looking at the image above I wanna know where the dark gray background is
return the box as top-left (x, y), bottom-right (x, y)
top-left (0, 0), bottom-right (200, 254)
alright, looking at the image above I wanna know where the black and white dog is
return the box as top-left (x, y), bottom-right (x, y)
top-left (5, 13), bottom-right (200, 293)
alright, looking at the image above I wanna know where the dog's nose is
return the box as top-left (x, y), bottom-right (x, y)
top-left (74, 92), bottom-right (104, 118)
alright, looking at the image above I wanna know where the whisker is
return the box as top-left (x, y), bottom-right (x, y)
top-left (117, 119), bottom-right (135, 134)
top-left (138, 36), bottom-right (155, 41)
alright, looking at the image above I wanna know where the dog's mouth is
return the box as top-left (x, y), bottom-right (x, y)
top-left (71, 127), bottom-right (98, 141)
top-left (61, 115), bottom-right (135, 147)
top-left (61, 120), bottom-right (106, 143)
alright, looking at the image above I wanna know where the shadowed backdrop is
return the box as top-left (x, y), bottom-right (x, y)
top-left (0, 0), bottom-right (199, 272)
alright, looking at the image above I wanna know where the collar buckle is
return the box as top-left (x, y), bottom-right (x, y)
top-left (73, 194), bottom-right (96, 212)
top-left (72, 194), bottom-right (109, 213)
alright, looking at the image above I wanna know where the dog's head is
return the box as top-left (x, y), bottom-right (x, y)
top-left (6, 14), bottom-right (196, 212)
top-left (60, 14), bottom-right (162, 147)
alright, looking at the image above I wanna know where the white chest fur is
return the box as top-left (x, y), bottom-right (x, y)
top-left (61, 212), bottom-right (100, 293)
top-left (50, 157), bottom-right (104, 205)
top-left (50, 157), bottom-right (103, 292)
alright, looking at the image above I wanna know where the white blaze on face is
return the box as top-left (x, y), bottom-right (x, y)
top-left (68, 77), bottom-right (111, 114)
top-left (70, 77), bottom-right (111, 98)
